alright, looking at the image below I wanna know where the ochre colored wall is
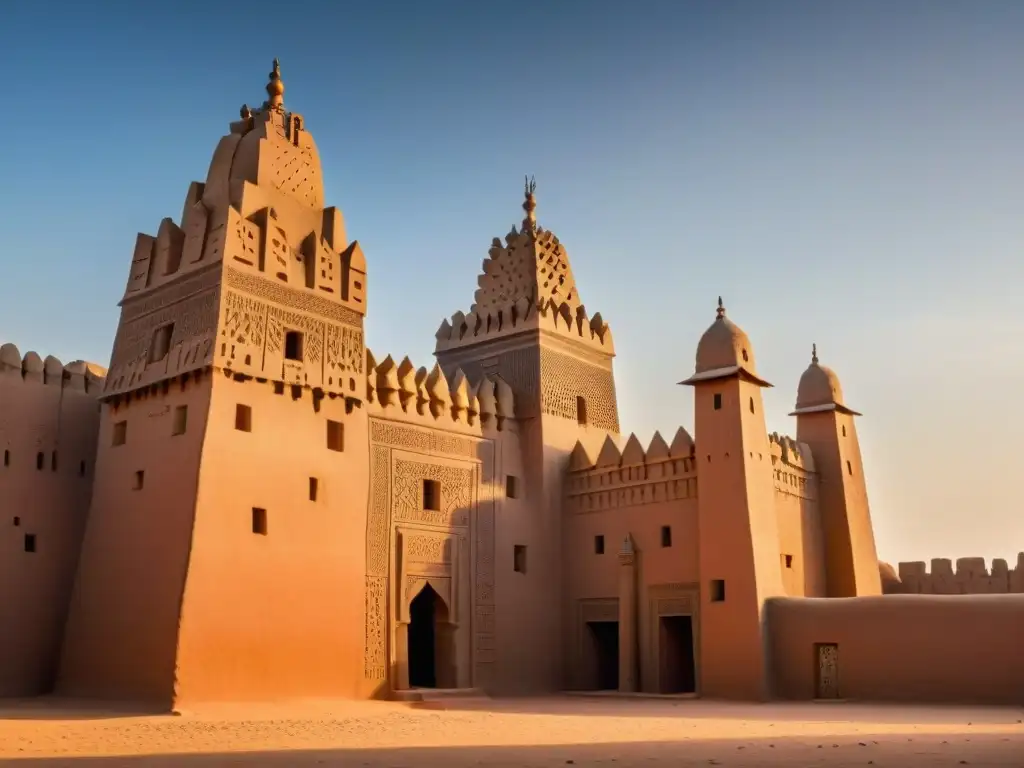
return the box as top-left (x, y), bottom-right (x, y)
top-left (768, 594), bottom-right (1024, 705)
top-left (172, 376), bottom-right (369, 704)
top-left (773, 489), bottom-right (826, 597)
top-left (0, 361), bottom-right (101, 697)
top-left (895, 554), bottom-right (1024, 594)
top-left (58, 377), bottom-right (211, 705)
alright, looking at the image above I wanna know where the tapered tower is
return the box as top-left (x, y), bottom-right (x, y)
top-left (791, 345), bottom-right (881, 597)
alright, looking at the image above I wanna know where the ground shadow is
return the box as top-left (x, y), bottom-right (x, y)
top-left (2, 734), bottom-right (1023, 767)
top-left (0, 696), bottom-right (168, 722)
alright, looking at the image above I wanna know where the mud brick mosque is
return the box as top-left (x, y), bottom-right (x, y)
top-left (1, 62), bottom-right (1022, 709)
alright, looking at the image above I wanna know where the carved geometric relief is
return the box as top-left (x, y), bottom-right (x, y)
top-left (392, 459), bottom-right (472, 527)
top-left (224, 266), bottom-right (361, 326)
top-left (221, 290), bottom-right (268, 365)
top-left (119, 264), bottom-right (221, 323)
top-left (540, 346), bottom-right (619, 432)
top-left (364, 576), bottom-right (387, 680)
top-left (369, 419), bottom-right (479, 458)
top-left (266, 306), bottom-right (324, 365)
top-left (364, 446), bottom-right (391, 681)
top-left (325, 323), bottom-right (365, 380)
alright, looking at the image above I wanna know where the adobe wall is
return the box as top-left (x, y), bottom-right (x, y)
top-left (893, 554), bottom-right (1024, 594)
top-left (58, 372), bottom-right (209, 705)
top-left (769, 434), bottom-right (827, 598)
top-left (563, 429), bottom-right (699, 693)
top-left (0, 349), bottom-right (103, 697)
top-left (767, 594), bottom-right (1024, 705)
top-left (172, 374), bottom-right (370, 704)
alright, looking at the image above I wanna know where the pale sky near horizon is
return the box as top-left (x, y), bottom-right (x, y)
top-left (1, 1), bottom-right (1021, 567)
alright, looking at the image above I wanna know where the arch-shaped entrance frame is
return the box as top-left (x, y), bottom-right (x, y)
top-left (397, 581), bottom-right (457, 690)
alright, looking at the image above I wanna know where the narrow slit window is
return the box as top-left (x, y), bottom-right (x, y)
top-left (79, 460), bottom-right (86, 477)
top-left (505, 475), bottom-right (518, 499)
top-left (309, 477), bottom-right (319, 502)
top-left (172, 405), bottom-right (188, 436)
top-left (3, 449), bottom-right (9, 466)
top-left (513, 545), bottom-right (527, 574)
top-left (784, 554), bottom-right (794, 569)
top-left (113, 421), bottom-right (127, 446)
top-left (252, 507), bottom-right (268, 535)
top-left (133, 470), bottom-right (145, 490)
top-left (661, 525), bottom-right (672, 548)
top-left (235, 404), bottom-right (252, 432)
top-left (36, 452), bottom-right (44, 470)
top-left (594, 535), bottom-right (605, 555)
top-left (713, 393), bottom-right (722, 410)
top-left (576, 396), bottom-right (588, 425)
top-left (51, 452), bottom-right (58, 472)
top-left (24, 534), bottom-right (36, 553)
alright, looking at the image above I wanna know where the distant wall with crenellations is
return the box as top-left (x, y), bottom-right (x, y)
top-left (0, 343), bottom-right (105, 697)
top-left (889, 554), bottom-right (1024, 594)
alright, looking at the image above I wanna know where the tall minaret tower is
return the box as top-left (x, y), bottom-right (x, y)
top-left (792, 345), bottom-right (881, 597)
top-left (680, 298), bottom-right (785, 700)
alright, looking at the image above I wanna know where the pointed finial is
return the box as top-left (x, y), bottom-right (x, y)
top-left (716, 296), bottom-right (726, 319)
top-left (811, 343), bottom-right (819, 364)
top-left (522, 175), bottom-right (538, 234)
top-left (265, 58), bottom-right (285, 110)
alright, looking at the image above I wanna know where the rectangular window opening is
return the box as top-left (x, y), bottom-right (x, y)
top-left (513, 544), bottom-right (528, 574)
top-left (309, 477), bottom-right (319, 502)
top-left (133, 470), bottom-right (145, 491)
top-left (148, 323), bottom-right (175, 364)
top-left (710, 579), bottom-right (726, 602)
top-left (24, 534), bottom-right (36, 553)
top-left (113, 421), bottom-right (127, 446)
top-left (713, 393), bottom-right (723, 410)
top-left (235, 404), bottom-right (252, 432)
top-left (505, 475), bottom-right (518, 499)
top-left (423, 479), bottom-right (441, 511)
top-left (3, 450), bottom-right (8, 467)
top-left (252, 507), bottom-right (268, 535)
top-left (284, 330), bottom-right (304, 361)
top-left (594, 534), bottom-right (605, 555)
top-left (36, 452), bottom-right (44, 470)
top-left (172, 405), bottom-right (188, 436)
top-left (327, 420), bottom-right (344, 452)
top-left (661, 525), bottom-right (672, 548)
top-left (50, 451), bottom-right (58, 472)
top-left (79, 460), bottom-right (86, 477)
top-left (576, 396), bottom-right (588, 425)
top-left (784, 554), bottom-right (794, 569)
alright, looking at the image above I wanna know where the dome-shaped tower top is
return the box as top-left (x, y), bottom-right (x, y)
top-left (790, 344), bottom-right (860, 415)
top-left (679, 297), bottom-right (770, 387)
top-left (264, 58), bottom-right (285, 110)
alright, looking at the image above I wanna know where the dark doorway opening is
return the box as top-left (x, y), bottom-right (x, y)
top-left (586, 620), bottom-right (619, 691)
top-left (659, 615), bottom-right (696, 694)
top-left (409, 584), bottom-right (440, 688)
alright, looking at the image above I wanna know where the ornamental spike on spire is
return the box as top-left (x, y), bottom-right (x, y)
top-left (811, 342), bottom-right (819, 365)
top-left (716, 295), bottom-right (726, 319)
top-left (522, 175), bottom-right (538, 234)
top-left (265, 58), bottom-right (285, 110)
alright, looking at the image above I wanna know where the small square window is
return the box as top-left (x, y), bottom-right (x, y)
top-left (423, 479), bottom-right (441, 511)
top-left (513, 544), bottom-right (528, 574)
top-left (309, 477), bottom-right (319, 502)
top-left (713, 393), bottom-right (722, 410)
top-left (594, 535), bottom-right (605, 555)
top-left (661, 525), bottom-right (672, 548)
top-left (113, 421), bottom-right (127, 446)
top-left (172, 405), bottom-right (188, 436)
top-left (133, 470), bottom-right (145, 491)
top-left (252, 507), bottom-right (268, 535)
top-left (24, 534), bottom-right (36, 553)
top-left (505, 475), bottom-right (518, 499)
top-left (235, 404), bottom-right (252, 432)
top-left (327, 420), bottom-right (344, 452)
top-left (284, 330), bottom-right (304, 361)
top-left (710, 579), bottom-right (726, 602)
top-left (784, 554), bottom-right (793, 569)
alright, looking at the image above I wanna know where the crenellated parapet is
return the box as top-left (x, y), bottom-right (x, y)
top-left (565, 427), bottom-right (697, 513)
top-left (895, 553), bottom-right (1024, 594)
top-left (768, 432), bottom-right (817, 500)
top-left (0, 343), bottom-right (105, 394)
top-left (365, 349), bottom-right (515, 432)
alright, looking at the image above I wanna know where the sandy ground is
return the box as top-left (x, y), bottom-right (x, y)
top-left (0, 695), bottom-right (1022, 766)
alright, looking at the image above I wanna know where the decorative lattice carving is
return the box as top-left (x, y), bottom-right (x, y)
top-left (366, 446), bottom-right (391, 578)
top-left (120, 264), bottom-right (221, 322)
top-left (539, 347), bottom-right (618, 431)
top-left (326, 323), bottom-right (364, 376)
top-left (405, 534), bottom-right (452, 563)
top-left (224, 266), bottom-right (362, 326)
top-left (222, 291), bottom-right (267, 349)
top-left (393, 459), bottom-right (472, 527)
top-left (364, 575), bottom-right (387, 680)
top-left (369, 419), bottom-right (479, 458)
top-left (266, 306), bottom-right (324, 364)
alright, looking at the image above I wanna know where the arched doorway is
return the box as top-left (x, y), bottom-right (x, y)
top-left (408, 583), bottom-right (450, 688)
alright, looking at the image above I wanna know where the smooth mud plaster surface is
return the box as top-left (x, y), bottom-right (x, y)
top-left (0, 696), bottom-right (1021, 766)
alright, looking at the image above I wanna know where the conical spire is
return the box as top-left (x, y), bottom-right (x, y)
top-left (811, 343), bottom-right (819, 365)
top-left (716, 295), bottom-right (726, 320)
top-left (265, 58), bottom-right (285, 110)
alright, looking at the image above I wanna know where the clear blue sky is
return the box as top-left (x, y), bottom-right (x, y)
top-left (2, 1), bottom-right (1023, 565)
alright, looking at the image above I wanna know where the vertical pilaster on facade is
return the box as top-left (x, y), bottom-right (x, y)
top-left (617, 535), bottom-right (639, 693)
